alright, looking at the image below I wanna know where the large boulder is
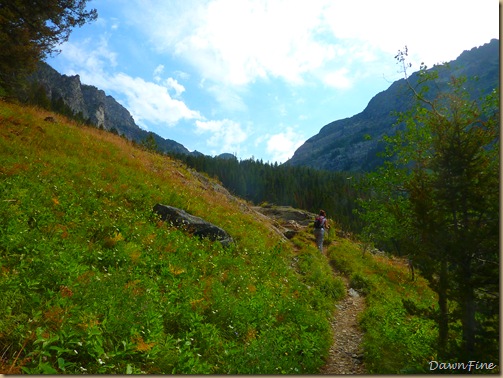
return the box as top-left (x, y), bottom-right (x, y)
top-left (153, 204), bottom-right (233, 247)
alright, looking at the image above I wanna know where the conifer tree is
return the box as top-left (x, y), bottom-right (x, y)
top-left (0, 0), bottom-right (97, 92)
top-left (358, 50), bottom-right (499, 359)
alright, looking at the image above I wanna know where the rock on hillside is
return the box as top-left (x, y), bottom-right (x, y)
top-left (285, 39), bottom-right (499, 172)
top-left (253, 204), bottom-right (351, 240)
top-left (253, 205), bottom-right (316, 239)
top-left (153, 204), bottom-right (234, 247)
top-left (254, 205), bottom-right (314, 227)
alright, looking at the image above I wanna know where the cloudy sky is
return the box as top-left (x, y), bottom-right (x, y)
top-left (45, 0), bottom-right (499, 163)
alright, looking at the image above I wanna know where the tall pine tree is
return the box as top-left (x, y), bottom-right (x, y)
top-left (358, 52), bottom-right (499, 360)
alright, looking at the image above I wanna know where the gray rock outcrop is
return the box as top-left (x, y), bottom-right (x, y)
top-left (153, 204), bottom-right (233, 247)
top-left (253, 205), bottom-right (316, 239)
top-left (27, 62), bottom-right (192, 155)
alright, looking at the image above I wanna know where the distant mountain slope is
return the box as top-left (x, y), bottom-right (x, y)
top-left (28, 62), bottom-right (195, 155)
top-left (285, 39), bottom-right (499, 172)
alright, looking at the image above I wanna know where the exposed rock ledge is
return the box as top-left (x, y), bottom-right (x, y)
top-left (253, 205), bottom-right (316, 239)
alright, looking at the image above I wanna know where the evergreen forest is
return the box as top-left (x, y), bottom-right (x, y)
top-left (170, 153), bottom-right (364, 234)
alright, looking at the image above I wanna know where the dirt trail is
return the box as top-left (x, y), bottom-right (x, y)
top-left (320, 263), bottom-right (366, 374)
top-left (253, 207), bottom-right (368, 374)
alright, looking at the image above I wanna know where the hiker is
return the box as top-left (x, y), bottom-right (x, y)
top-left (314, 210), bottom-right (329, 252)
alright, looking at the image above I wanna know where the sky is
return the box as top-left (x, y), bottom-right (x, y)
top-left (45, 0), bottom-right (499, 163)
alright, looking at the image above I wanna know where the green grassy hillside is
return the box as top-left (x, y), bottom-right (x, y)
top-left (0, 102), bottom-right (346, 374)
top-left (1, 101), bottom-right (446, 374)
top-left (326, 238), bottom-right (439, 373)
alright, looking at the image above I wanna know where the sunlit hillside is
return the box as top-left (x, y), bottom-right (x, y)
top-left (1, 101), bottom-right (460, 374)
top-left (0, 101), bottom-right (346, 374)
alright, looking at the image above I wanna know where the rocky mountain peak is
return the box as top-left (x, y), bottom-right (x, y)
top-left (28, 62), bottom-right (192, 155)
top-left (285, 39), bottom-right (499, 172)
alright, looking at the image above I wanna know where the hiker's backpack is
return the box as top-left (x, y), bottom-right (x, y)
top-left (314, 216), bottom-right (324, 229)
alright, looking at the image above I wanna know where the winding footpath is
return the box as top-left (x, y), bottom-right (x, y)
top-left (320, 268), bottom-right (366, 374)
top-left (250, 207), bottom-right (368, 374)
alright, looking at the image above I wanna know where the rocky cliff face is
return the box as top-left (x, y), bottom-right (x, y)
top-left (285, 39), bottom-right (499, 172)
top-left (29, 62), bottom-right (191, 155)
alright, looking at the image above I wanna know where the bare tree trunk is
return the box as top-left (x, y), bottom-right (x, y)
top-left (438, 259), bottom-right (449, 356)
top-left (460, 259), bottom-right (476, 358)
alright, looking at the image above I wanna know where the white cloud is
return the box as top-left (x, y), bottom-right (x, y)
top-left (106, 73), bottom-right (201, 127)
top-left (133, 0), bottom-right (337, 86)
top-left (53, 38), bottom-right (201, 130)
top-left (321, 0), bottom-right (499, 69)
top-left (266, 127), bottom-right (305, 163)
top-left (153, 66), bottom-right (185, 97)
top-left (59, 36), bottom-right (117, 78)
top-left (322, 68), bottom-right (352, 89)
top-left (194, 119), bottom-right (248, 153)
top-left (174, 70), bottom-right (191, 81)
top-left (206, 84), bottom-right (247, 113)
top-left (131, 0), bottom-right (498, 90)
top-left (164, 78), bottom-right (185, 97)
top-left (153, 64), bottom-right (164, 82)
top-left (109, 17), bottom-right (120, 30)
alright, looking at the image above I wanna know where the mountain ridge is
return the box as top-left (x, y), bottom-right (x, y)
top-left (26, 39), bottom-right (498, 170)
top-left (285, 38), bottom-right (499, 172)
top-left (28, 62), bottom-right (198, 156)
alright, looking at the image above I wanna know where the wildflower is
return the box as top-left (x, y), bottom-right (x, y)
top-left (98, 358), bottom-right (105, 365)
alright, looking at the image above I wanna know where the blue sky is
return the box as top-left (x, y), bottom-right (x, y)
top-left (45, 0), bottom-right (499, 163)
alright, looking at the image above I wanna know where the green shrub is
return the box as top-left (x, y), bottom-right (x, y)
top-left (349, 272), bottom-right (372, 295)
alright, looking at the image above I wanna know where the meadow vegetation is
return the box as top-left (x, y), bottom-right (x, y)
top-left (0, 101), bottom-right (345, 374)
top-left (2, 101), bottom-right (491, 374)
top-left (327, 236), bottom-right (439, 374)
